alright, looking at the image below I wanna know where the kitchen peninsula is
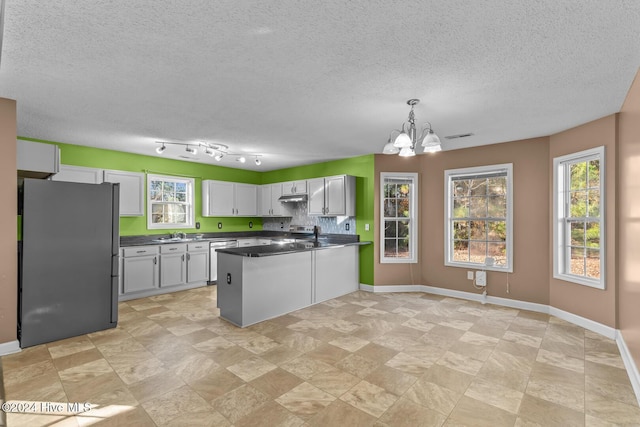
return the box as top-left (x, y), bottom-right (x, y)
top-left (216, 240), bottom-right (367, 327)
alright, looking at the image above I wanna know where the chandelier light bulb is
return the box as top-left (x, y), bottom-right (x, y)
top-left (393, 131), bottom-right (412, 148)
top-left (237, 156), bottom-right (246, 163)
top-left (255, 157), bottom-right (262, 166)
top-left (214, 153), bottom-right (223, 161)
top-left (382, 139), bottom-right (400, 155)
top-left (399, 146), bottom-right (416, 157)
top-left (156, 144), bottom-right (166, 154)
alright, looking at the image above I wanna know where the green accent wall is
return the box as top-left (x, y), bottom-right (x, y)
top-left (262, 155), bottom-right (375, 285)
top-left (19, 138), bottom-right (376, 285)
top-left (19, 137), bottom-right (264, 236)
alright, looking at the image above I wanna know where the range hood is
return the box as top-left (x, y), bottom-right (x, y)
top-left (278, 194), bottom-right (308, 203)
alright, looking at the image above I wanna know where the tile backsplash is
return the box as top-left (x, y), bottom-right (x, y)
top-left (262, 202), bottom-right (356, 234)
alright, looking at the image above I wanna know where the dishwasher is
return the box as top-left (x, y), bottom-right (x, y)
top-left (209, 240), bottom-right (237, 283)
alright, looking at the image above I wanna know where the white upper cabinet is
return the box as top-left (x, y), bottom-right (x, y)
top-left (282, 180), bottom-right (307, 195)
top-left (202, 180), bottom-right (257, 217)
top-left (259, 184), bottom-right (291, 217)
top-left (103, 170), bottom-right (145, 216)
top-left (308, 175), bottom-right (355, 216)
top-left (235, 183), bottom-right (258, 216)
top-left (51, 165), bottom-right (103, 184)
top-left (17, 140), bottom-right (60, 179)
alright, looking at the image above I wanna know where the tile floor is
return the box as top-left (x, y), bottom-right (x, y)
top-left (2, 286), bottom-right (640, 426)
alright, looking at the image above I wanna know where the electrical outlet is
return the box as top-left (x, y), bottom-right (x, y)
top-left (248, 221), bottom-right (253, 229)
top-left (467, 271), bottom-right (474, 280)
top-left (217, 222), bottom-right (222, 229)
top-left (195, 222), bottom-right (200, 229)
top-left (476, 271), bottom-right (487, 287)
top-left (365, 223), bottom-right (370, 231)
top-left (345, 223), bottom-right (350, 231)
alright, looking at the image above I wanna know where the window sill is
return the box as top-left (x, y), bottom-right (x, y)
top-left (553, 273), bottom-right (605, 290)
top-left (445, 261), bottom-right (513, 273)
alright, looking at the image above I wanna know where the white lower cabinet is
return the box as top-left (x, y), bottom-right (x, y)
top-left (187, 242), bottom-right (209, 283)
top-left (120, 242), bottom-right (212, 301)
top-left (121, 246), bottom-right (159, 294)
top-left (159, 244), bottom-right (187, 287)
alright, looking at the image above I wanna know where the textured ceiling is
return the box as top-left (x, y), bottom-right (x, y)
top-left (1, 1), bottom-right (639, 171)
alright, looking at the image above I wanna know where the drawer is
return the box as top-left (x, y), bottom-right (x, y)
top-left (187, 242), bottom-right (209, 251)
top-left (160, 243), bottom-right (187, 253)
top-left (122, 246), bottom-right (159, 257)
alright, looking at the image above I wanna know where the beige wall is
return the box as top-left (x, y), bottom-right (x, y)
top-left (618, 71), bottom-right (640, 366)
top-left (373, 155), bottom-right (423, 285)
top-left (0, 98), bottom-right (17, 346)
top-left (548, 115), bottom-right (618, 327)
top-left (421, 138), bottom-right (550, 304)
top-left (373, 137), bottom-right (550, 306)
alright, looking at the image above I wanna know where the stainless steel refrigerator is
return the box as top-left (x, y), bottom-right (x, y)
top-left (18, 178), bottom-right (120, 348)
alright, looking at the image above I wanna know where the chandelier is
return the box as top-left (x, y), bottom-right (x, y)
top-left (154, 141), bottom-right (262, 165)
top-left (383, 99), bottom-right (441, 157)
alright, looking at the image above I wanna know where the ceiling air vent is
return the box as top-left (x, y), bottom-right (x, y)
top-left (444, 133), bottom-right (474, 140)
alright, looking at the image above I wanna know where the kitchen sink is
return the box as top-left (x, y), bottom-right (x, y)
top-left (151, 237), bottom-right (194, 243)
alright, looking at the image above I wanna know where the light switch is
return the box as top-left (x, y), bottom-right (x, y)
top-left (365, 224), bottom-right (370, 231)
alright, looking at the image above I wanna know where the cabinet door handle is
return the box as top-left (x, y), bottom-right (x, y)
top-left (136, 250), bottom-right (145, 254)
top-left (187, 253), bottom-right (190, 261)
top-left (182, 254), bottom-right (185, 261)
top-left (154, 256), bottom-right (157, 264)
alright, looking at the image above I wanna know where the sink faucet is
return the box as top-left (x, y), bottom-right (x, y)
top-left (313, 225), bottom-right (320, 243)
top-left (173, 231), bottom-right (187, 239)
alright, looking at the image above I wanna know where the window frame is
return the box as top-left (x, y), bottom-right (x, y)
top-left (444, 163), bottom-right (513, 272)
top-left (380, 172), bottom-right (419, 264)
top-left (553, 146), bottom-right (606, 289)
top-left (146, 174), bottom-right (195, 230)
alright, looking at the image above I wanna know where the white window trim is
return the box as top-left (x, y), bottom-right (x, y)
top-left (444, 163), bottom-right (513, 272)
top-left (147, 174), bottom-right (195, 230)
top-left (553, 146), bottom-right (605, 289)
top-left (380, 172), bottom-right (418, 264)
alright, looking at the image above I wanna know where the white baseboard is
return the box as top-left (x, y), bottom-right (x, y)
top-left (549, 306), bottom-right (616, 339)
top-left (360, 284), bottom-right (422, 293)
top-left (0, 340), bottom-right (21, 356)
top-left (360, 283), bottom-right (639, 405)
top-left (616, 331), bottom-right (640, 407)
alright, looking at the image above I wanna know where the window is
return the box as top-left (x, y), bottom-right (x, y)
top-left (380, 173), bottom-right (418, 263)
top-left (553, 146), bottom-right (605, 289)
top-left (147, 174), bottom-right (194, 229)
top-left (445, 164), bottom-right (513, 272)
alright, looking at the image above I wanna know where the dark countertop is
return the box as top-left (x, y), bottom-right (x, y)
top-left (120, 231), bottom-right (360, 247)
top-left (216, 241), bottom-right (370, 257)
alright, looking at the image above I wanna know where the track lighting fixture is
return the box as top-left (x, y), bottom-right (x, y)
top-left (153, 141), bottom-right (263, 165)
